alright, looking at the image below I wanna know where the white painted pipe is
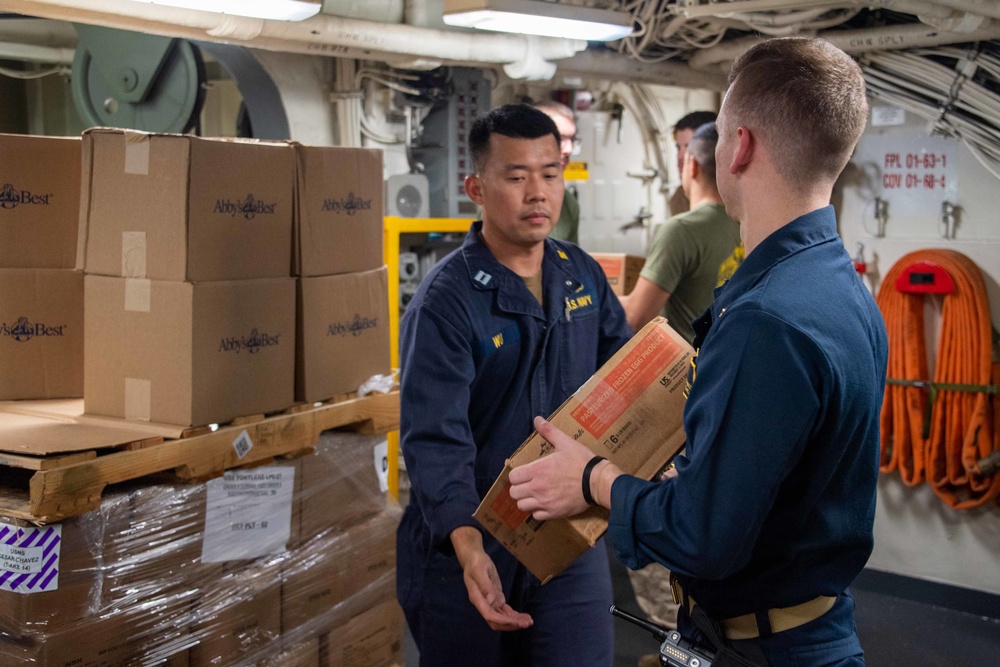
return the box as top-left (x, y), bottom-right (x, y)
top-left (687, 22), bottom-right (1000, 71)
top-left (556, 49), bottom-right (728, 91)
top-left (322, 0), bottom-right (404, 23)
top-left (0, 40), bottom-right (73, 63)
top-left (0, 0), bottom-right (586, 80)
top-left (926, 0), bottom-right (1000, 21)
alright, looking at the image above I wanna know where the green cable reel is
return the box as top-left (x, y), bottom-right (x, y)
top-left (71, 24), bottom-right (206, 133)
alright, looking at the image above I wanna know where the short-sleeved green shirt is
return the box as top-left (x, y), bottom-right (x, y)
top-left (640, 202), bottom-right (741, 343)
top-left (549, 187), bottom-right (580, 245)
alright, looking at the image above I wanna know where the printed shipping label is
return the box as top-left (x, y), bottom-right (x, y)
top-left (374, 439), bottom-right (389, 494)
top-left (571, 327), bottom-right (681, 438)
top-left (201, 466), bottom-right (295, 563)
top-left (0, 523), bottom-right (62, 594)
top-left (232, 430), bottom-right (254, 459)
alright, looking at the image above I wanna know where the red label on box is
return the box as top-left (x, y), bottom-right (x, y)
top-left (595, 257), bottom-right (622, 282)
top-left (491, 481), bottom-right (531, 529)
top-left (571, 327), bottom-right (681, 438)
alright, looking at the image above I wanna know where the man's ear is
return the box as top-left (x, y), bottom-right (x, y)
top-left (465, 174), bottom-right (484, 205)
top-left (689, 156), bottom-right (700, 181)
top-left (730, 126), bottom-right (754, 175)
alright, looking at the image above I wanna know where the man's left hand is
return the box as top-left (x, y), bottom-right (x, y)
top-left (509, 416), bottom-right (611, 519)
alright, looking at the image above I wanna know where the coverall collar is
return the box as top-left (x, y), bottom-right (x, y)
top-left (713, 206), bottom-right (838, 312)
top-left (460, 221), bottom-right (586, 321)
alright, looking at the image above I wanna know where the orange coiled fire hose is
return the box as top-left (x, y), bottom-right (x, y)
top-left (876, 249), bottom-right (1000, 509)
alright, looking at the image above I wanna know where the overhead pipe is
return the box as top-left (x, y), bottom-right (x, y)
top-left (0, 0), bottom-right (586, 80)
top-left (687, 21), bottom-right (1000, 72)
top-left (321, 0), bottom-right (404, 23)
top-left (556, 49), bottom-right (728, 91)
top-left (0, 40), bottom-right (72, 63)
top-left (927, 0), bottom-right (1000, 21)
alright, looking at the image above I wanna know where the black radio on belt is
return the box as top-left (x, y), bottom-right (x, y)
top-left (609, 605), bottom-right (716, 667)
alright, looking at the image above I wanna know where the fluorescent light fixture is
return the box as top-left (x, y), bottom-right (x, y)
top-left (444, 0), bottom-right (634, 41)
top-left (127, 0), bottom-right (321, 21)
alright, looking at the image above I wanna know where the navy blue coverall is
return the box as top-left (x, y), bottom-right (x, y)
top-left (398, 222), bottom-right (632, 666)
top-left (608, 207), bottom-right (888, 666)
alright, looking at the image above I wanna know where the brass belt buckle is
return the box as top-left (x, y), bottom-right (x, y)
top-left (669, 574), bottom-right (684, 606)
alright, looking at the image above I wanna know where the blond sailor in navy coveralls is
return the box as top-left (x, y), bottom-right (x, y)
top-left (397, 105), bottom-right (632, 666)
top-left (509, 39), bottom-right (887, 667)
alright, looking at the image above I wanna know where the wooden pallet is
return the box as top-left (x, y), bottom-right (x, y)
top-left (0, 392), bottom-right (399, 523)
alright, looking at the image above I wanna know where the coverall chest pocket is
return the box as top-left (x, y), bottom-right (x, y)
top-left (558, 308), bottom-right (600, 396)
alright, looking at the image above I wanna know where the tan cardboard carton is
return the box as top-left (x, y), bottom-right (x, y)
top-left (299, 432), bottom-right (386, 543)
top-left (589, 253), bottom-right (645, 296)
top-left (80, 129), bottom-right (294, 282)
top-left (190, 560), bottom-right (281, 667)
top-left (0, 269), bottom-right (83, 399)
top-left (0, 516), bottom-right (102, 636)
top-left (474, 318), bottom-right (691, 583)
top-left (0, 586), bottom-right (193, 666)
top-left (265, 638), bottom-right (320, 667)
top-left (0, 134), bottom-right (80, 269)
top-left (296, 266), bottom-right (391, 402)
top-left (324, 598), bottom-right (404, 667)
top-left (294, 144), bottom-right (384, 277)
top-left (282, 509), bottom-right (397, 634)
top-left (84, 275), bottom-right (296, 426)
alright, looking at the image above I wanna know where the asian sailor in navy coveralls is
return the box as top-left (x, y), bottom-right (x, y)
top-left (510, 39), bottom-right (888, 667)
top-left (396, 105), bottom-right (632, 666)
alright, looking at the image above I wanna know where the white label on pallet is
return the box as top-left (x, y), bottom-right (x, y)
top-left (374, 439), bottom-right (389, 494)
top-left (232, 430), bottom-right (254, 459)
top-left (201, 466), bottom-right (294, 563)
top-left (0, 523), bottom-right (62, 593)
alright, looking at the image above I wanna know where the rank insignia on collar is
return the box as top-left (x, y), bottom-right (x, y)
top-left (474, 270), bottom-right (492, 286)
top-left (557, 249), bottom-right (569, 260)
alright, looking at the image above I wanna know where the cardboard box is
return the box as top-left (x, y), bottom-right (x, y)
top-left (0, 586), bottom-right (194, 666)
top-left (474, 318), bottom-right (692, 582)
top-left (84, 275), bottom-right (296, 426)
top-left (0, 269), bottom-right (83, 399)
top-left (266, 638), bottom-right (320, 667)
top-left (0, 134), bottom-right (80, 269)
top-left (297, 266), bottom-right (391, 402)
top-left (80, 129), bottom-right (294, 282)
top-left (299, 432), bottom-right (387, 543)
top-left (324, 598), bottom-right (403, 667)
top-left (0, 516), bottom-right (102, 636)
top-left (590, 253), bottom-right (645, 296)
top-left (282, 509), bottom-right (397, 634)
top-left (100, 483), bottom-right (215, 607)
top-left (190, 560), bottom-right (281, 667)
top-left (294, 144), bottom-right (383, 277)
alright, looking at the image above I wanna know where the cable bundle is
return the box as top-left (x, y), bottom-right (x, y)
top-left (877, 249), bottom-right (1000, 509)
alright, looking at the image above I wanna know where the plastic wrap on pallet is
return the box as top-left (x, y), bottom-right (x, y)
top-left (0, 430), bottom-right (401, 666)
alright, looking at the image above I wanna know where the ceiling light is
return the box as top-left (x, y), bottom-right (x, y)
top-left (126, 0), bottom-right (321, 22)
top-left (444, 0), bottom-right (634, 42)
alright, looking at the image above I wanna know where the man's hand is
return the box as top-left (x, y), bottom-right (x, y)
top-left (509, 416), bottom-right (622, 519)
top-left (450, 526), bottom-right (533, 632)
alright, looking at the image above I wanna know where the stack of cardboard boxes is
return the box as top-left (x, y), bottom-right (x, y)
top-left (0, 432), bottom-right (402, 666)
top-left (79, 129), bottom-right (298, 426)
top-left (293, 144), bottom-right (391, 403)
top-left (0, 134), bottom-right (84, 401)
top-left (0, 129), bottom-right (402, 665)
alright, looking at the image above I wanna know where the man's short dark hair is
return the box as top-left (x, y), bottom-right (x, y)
top-left (470, 104), bottom-right (560, 174)
top-left (686, 122), bottom-right (718, 184)
top-left (674, 110), bottom-right (717, 135)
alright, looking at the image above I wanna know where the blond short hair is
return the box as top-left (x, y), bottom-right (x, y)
top-left (723, 38), bottom-right (868, 187)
